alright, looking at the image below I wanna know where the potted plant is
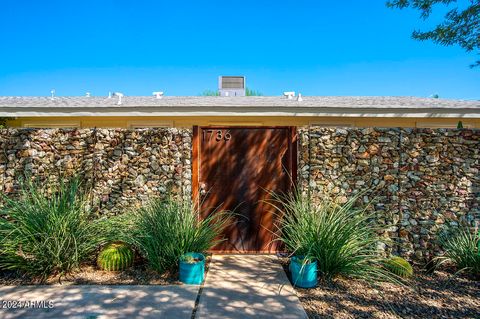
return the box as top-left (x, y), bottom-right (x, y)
top-left (289, 255), bottom-right (317, 288)
top-left (179, 252), bottom-right (205, 285)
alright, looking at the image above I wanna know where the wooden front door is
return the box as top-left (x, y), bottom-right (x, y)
top-left (193, 126), bottom-right (297, 253)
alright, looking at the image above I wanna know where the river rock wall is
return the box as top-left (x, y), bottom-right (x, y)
top-left (299, 127), bottom-right (480, 261)
top-left (0, 128), bottom-right (192, 215)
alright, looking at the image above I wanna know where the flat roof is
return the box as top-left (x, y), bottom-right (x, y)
top-left (1, 96), bottom-right (479, 118)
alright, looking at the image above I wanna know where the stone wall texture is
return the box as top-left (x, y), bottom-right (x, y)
top-left (299, 127), bottom-right (480, 261)
top-left (0, 128), bottom-right (192, 215)
top-left (1, 127), bottom-right (479, 261)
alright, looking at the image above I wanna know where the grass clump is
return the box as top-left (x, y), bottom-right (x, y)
top-left (0, 177), bottom-right (109, 279)
top-left (118, 197), bottom-right (230, 274)
top-left (438, 225), bottom-right (479, 276)
top-left (270, 189), bottom-right (400, 282)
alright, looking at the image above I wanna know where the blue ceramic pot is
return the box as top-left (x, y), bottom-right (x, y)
top-left (179, 253), bottom-right (205, 285)
top-left (290, 256), bottom-right (318, 288)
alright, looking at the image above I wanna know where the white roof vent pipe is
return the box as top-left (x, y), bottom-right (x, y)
top-left (50, 89), bottom-right (56, 100)
top-left (108, 92), bottom-right (112, 99)
top-left (283, 91), bottom-right (295, 99)
top-left (297, 93), bottom-right (303, 102)
top-left (113, 92), bottom-right (124, 105)
top-left (86, 92), bottom-right (91, 97)
top-left (152, 91), bottom-right (164, 99)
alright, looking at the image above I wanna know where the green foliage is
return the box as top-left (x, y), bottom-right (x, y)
top-left (0, 118), bottom-right (8, 129)
top-left (200, 88), bottom-right (263, 96)
top-left (457, 121), bottom-right (464, 129)
top-left (387, 0), bottom-right (480, 67)
top-left (385, 256), bottom-right (414, 278)
top-left (180, 253), bottom-right (203, 264)
top-left (270, 189), bottom-right (401, 282)
top-left (295, 255), bottom-right (315, 264)
top-left (245, 87), bottom-right (263, 96)
top-left (0, 178), bottom-right (110, 279)
top-left (117, 197), bottom-right (230, 274)
top-left (200, 90), bottom-right (220, 96)
top-left (438, 225), bottom-right (480, 275)
top-left (97, 242), bottom-right (134, 271)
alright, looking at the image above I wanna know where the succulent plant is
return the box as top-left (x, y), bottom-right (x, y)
top-left (97, 242), bottom-right (134, 271)
top-left (180, 254), bottom-right (202, 264)
top-left (385, 256), bottom-right (413, 278)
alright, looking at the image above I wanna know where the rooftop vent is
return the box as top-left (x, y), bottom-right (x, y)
top-left (283, 91), bottom-right (295, 99)
top-left (112, 92), bottom-right (124, 105)
top-left (218, 76), bottom-right (246, 97)
top-left (153, 91), bottom-right (164, 99)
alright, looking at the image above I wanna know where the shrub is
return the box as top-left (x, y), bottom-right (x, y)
top-left (245, 87), bottom-right (263, 96)
top-left (270, 189), bottom-right (400, 282)
top-left (385, 256), bottom-right (413, 278)
top-left (97, 242), bottom-right (134, 271)
top-left (0, 177), bottom-right (109, 279)
top-left (118, 197), bottom-right (230, 274)
top-left (438, 225), bottom-right (480, 275)
top-left (0, 117), bottom-right (8, 128)
top-left (200, 90), bottom-right (220, 96)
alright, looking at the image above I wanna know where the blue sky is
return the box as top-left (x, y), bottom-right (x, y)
top-left (0, 0), bottom-right (478, 98)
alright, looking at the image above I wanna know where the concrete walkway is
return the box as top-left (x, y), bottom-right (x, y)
top-left (0, 285), bottom-right (199, 319)
top-left (196, 255), bottom-right (307, 319)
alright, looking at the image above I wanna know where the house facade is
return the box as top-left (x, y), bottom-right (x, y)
top-left (1, 95), bottom-right (479, 258)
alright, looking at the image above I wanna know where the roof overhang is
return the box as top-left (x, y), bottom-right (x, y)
top-left (1, 106), bottom-right (480, 118)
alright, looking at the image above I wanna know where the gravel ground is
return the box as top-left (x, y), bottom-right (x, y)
top-left (296, 270), bottom-right (479, 319)
top-left (0, 255), bottom-right (212, 286)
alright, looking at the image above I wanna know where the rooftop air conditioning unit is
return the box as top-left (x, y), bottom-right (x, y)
top-left (218, 76), bottom-right (246, 97)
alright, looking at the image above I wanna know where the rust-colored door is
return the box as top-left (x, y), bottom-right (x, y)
top-left (193, 127), bottom-right (297, 253)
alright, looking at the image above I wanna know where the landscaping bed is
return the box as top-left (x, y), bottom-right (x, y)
top-left (0, 178), bottom-right (222, 287)
top-left (0, 265), bottom-right (177, 286)
top-left (295, 268), bottom-right (479, 319)
top-left (0, 255), bottom-right (212, 285)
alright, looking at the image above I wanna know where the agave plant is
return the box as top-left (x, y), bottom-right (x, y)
top-left (269, 188), bottom-right (401, 282)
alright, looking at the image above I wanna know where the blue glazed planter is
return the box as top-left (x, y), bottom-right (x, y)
top-left (290, 256), bottom-right (318, 288)
top-left (179, 253), bottom-right (205, 285)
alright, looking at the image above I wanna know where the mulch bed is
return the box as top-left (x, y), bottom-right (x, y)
top-left (0, 255), bottom-right (212, 286)
top-left (294, 268), bottom-right (479, 319)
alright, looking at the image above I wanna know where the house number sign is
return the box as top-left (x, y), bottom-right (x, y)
top-left (202, 129), bottom-right (231, 142)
